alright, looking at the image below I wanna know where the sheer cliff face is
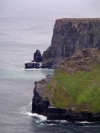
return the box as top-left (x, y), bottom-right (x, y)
top-left (42, 18), bottom-right (100, 63)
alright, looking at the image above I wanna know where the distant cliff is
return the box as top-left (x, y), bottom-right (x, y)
top-left (42, 18), bottom-right (100, 66)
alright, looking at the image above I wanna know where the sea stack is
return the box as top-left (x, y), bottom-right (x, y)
top-left (25, 50), bottom-right (42, 69)
top-left (34, 50), bottom-right (42, 62)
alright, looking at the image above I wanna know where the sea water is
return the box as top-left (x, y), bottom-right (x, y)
top-left (0, 0), bottom-right (100, 132)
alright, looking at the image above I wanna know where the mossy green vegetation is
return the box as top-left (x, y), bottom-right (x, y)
top-left (44, 65), bottom-right (100, 113)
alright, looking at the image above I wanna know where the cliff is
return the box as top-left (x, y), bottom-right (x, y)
top-left (42, 18), bottom-right (100, 67)
top-left (32, 75), bottom-right (52, 115)
top-left (32, 48), bottom-right (100, 121)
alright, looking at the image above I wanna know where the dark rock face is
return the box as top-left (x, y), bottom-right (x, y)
top-left (47, 108), bottom-right (100, 122)
top-left (34, 50), bottom-right (42, 62)
top-left (42, 18), bottom-right (100, 66)
top-left (47, 108), bottom-right (67, 120)
top-left (25, 62), bottom-right (54, 69)
top-left (32, 90), bottom-right (50, 115)
top-left (41, 61), bottom-right (54, 69)
top-left (31, 75), bottom-right (52, 115)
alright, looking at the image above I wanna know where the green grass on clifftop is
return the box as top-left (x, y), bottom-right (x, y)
top-left (44, 65), bottom-right (100, 113)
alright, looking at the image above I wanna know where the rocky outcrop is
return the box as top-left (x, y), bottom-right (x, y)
top-left (42, 61), bottom-right (54, 69)
top-left (25, 62), bottom-right (40, 69)
top-left (34, 50), bottom-right (42, 62)
top-left (25, 50), bottom-right (54, 69)
top-left (25, 62), bottom-right (54, 69)
top-left (42, 18), bottom-right (100, 66)
top-left (32, 90), bottom-right (50, 115)
top-left (47, 108), bottom-right (100, 122)
top-left (60, 48), bottom-right (100, 74)
top-left (31, 75), bottom-right (52, 115)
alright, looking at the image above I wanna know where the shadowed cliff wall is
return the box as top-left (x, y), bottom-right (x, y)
top-left (42, 18), bottom-right (100, 65)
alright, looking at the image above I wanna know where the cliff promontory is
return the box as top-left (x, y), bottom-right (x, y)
top-left (32, 18), bottom-right (100, 121)
top-left (42, 18), bottom-right (100, 67)
top-left (32, 48), bottom-right (100, 121)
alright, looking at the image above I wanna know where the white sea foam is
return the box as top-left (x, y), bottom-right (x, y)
top-left (49, 123), bottom-right (56, 125)
top-left (76, 121), bottom-right (92, 124)
top-left (22, 67), bottom-right (54, 71)
top-left (22, 68), bottom-right (42, 71)
top-left (30, 113), bottom-right (47, 121)
top-left (21, 111), bottom-right (47, 121)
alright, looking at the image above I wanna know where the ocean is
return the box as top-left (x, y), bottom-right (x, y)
top-left (0, 0), bottom-right (100, 132)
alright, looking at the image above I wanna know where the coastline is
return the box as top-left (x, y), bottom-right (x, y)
top-left (31, 18), bottom-right (100, 122)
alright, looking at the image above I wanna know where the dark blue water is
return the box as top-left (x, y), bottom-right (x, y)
top-left (0, 0), bottom-right (100, 132)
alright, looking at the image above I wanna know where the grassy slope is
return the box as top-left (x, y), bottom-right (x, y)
top-left (44, 65), bottom-right (100, 113)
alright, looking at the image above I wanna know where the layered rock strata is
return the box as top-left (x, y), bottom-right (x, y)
top-left (42, 18), bottom-right (100, 67)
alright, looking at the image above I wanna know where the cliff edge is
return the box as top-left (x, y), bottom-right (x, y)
top-left (42, 18), bottom-right (100, 67)
top-left (32, 48), bottom-right (100, 121)
top-left (32, 18), bottom-right (100, 121)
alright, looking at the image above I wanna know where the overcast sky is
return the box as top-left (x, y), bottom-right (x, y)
top-left (0, 0), bottom-right (100, 44)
